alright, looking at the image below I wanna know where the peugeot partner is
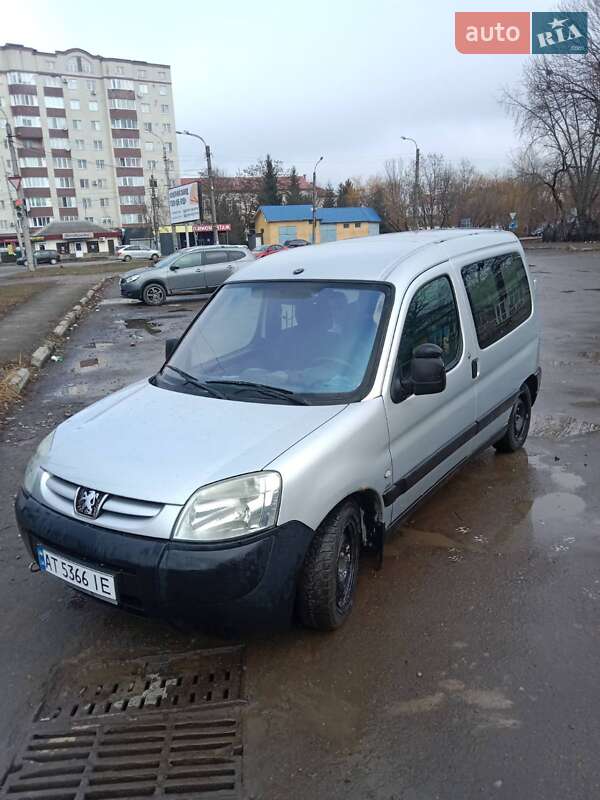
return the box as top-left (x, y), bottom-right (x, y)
top-left (16, 230), bottom-right (540, 631)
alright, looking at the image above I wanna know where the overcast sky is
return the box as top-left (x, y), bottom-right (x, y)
top-left (8, 0), bottom-right (556, 185)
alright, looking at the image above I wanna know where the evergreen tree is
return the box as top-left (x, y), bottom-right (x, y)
top-left (322, 183), bottom-right (336, 207)
top-left (258, 154), bottom-right (281, 205)
top-left (286, 166), bottom-right (304, 204)
top-left (336, 178), bottom-right (354, 207)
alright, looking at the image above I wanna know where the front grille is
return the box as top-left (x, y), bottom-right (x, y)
top-left (39, 471), bottom-right (177, 538)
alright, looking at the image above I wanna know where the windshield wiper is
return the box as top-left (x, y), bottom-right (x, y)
top-left (164, 365), bottom-right (226, 399)
top-left (206, 379), bottom-right (309, 405)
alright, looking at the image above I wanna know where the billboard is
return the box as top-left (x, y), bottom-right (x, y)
top-left (168, 183), bottom-right (202, 224)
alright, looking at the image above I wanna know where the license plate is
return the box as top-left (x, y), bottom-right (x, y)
top-left (36, 546), bottom-right (117, 604)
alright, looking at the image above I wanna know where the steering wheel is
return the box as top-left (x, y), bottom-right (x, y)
top-left (312, 356), bottom-right (353, 370)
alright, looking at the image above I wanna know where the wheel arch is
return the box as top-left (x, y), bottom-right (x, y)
top-left (524, 372), bottom-right (539, 405)
top-left (315, 488), bottom-right (384, 548)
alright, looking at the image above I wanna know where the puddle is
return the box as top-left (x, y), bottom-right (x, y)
top-left (123, 318), bottom-right (161, 335)
top-left (531, 491), bottom-right (586, 522)
top-left (530, 413), bottom-right (600, 439)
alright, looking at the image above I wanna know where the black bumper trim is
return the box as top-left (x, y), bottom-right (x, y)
top-left (15, 491), bottom-right (314, 630)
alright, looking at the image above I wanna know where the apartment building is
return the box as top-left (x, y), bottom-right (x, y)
top-left (0, 43), bottom-right (178, 244)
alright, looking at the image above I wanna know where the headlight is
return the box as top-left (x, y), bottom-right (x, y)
top-left (23, 431), bottom-right (55, 494)
top-left (173, 472), bottom-right (281, 542)
top-left (124, 274), bottom-right (140, 283)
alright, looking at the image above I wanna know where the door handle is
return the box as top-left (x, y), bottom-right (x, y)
top-left (471, 358), bottom-right (479, 379)
top-left (194, 268), bottom-right (203, 273)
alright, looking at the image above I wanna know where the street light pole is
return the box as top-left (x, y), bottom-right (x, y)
top-left (312, 156), bottom-right (323, 244)
top-left (401, 135), bottom-right (420, 231)
top-left (177, 130), bottom-right (219, 245)
top-left (1, 109), bottom-right (35, 271)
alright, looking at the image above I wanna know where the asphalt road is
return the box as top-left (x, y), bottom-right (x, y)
top-left (0, 250), bottom-right (599, 799)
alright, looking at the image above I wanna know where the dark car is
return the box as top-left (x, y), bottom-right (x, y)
top-left (283, 239), bottom-right (311, 248)
top-left (16, 249), bottom-right (61, 266)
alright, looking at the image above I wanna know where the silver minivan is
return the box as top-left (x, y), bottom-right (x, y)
top-left (17, 230), bottom-right (540, 631)
top-left (120, 244), bottom-right (255, 305)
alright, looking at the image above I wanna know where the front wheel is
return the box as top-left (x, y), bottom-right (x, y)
top-left (494, 385), bottom-right (532, 453)
top-left (142, 283), bottom-right (166, 306)
top-left (297, 500), bottom-right (361, 631)
top-left (50, 258), bottom-right (57, 265)
top-left (123, 255), bottom-right (132, 262)
top-left (151, 254), bottom-right (159, 262)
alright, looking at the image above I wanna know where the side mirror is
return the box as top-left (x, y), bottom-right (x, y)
top-left (410, 343), bottom-right (446, 395)
top-left (169, 264), bottom-right (179, 271)
top-left (391, 343), bottom-right (446, 401)
top-left (165, 337), bottom-right (179, 360)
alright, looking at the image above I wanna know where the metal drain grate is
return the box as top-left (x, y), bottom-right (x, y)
top-left (37, 647), bottom-right (243, 722)
top-left (0, 708), bottom-right (242, 799)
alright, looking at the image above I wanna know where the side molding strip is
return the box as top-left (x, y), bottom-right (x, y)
top-left (382, 392), bottom-right (517, 507)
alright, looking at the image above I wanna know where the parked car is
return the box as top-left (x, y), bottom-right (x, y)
top-left (253, 244), bottom-right (288, 259)
top-left (16, 249), bottom-right (60, 266)
top-left (17, 229), bottom-right (540, 632)
top-left (284, 238), bottom-right (310, 248)
top-left (531, 226), bottom-right (545, 237)
top-left (120, 244), bottom-right (255, 305)
top-left (117, 244), bottom-right (160, 262)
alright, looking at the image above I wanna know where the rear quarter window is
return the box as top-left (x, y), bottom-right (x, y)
top-left (461, 252), bottom-right (532, 349)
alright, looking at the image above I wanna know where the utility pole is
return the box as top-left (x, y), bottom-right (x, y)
top-left (176, 130), bottom-right (219, 244)
top-left (161, 143), bottom-right (178, 253)
top-left (149, 175), bottom-right (160, 250)
top-left (2, 112), bottom-right (35, 270)
top-left (0, 155), bottom-right (24, 254)
top-left (401, 135), bottom-right (420, 231)
top-left (312, 156), bottom-right (324, 244)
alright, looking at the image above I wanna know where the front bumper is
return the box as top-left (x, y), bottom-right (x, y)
top-left (15, 490), bottom-right (314, 631)
top-left (119, 279), bottom-right (142, 299)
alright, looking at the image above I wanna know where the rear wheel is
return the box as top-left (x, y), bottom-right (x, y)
top-left (50, 258), bottom-right (57, 265)
top-left (142, 283), bottom-right (166, 306)
top-left (151, 253), bottom-right (159, 262)
top-left (123, 255), bottom-right (132, 262)
top-left (494, 385), bottom-right (532, 453)
top-left (297, 500), bottom-right (361, 631)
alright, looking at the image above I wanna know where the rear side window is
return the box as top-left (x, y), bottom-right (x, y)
top-left (227, 250), bottom-right (246, 261)
top-left (204, 251), bottom-right (229, 265)
top-left (396, 275), bottom-right (462, 382)
top-left (461, 252), bottom-right (532, 349)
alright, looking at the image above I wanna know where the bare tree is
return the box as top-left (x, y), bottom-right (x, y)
top-left (505, 3), bottom-right (600, 238)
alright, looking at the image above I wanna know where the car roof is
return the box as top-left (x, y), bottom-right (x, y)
top-left (230, 229), bottom-right (520, 286)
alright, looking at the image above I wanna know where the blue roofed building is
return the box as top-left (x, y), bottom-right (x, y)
top-left (255, 204), bottom-right (381, 245)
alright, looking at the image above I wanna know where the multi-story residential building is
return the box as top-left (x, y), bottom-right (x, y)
top-left (0, 43), bottom-right (178, 250)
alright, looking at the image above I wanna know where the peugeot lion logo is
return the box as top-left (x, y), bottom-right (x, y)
top-left (74, 486), bottom-right (108, 519)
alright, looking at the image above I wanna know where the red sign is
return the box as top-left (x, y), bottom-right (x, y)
top-left (7, 176), bottom-right (21, 191)
top-left (192, 223), bottom-right (232, 233)
top-left (455, 12), bottom-right (531, 54)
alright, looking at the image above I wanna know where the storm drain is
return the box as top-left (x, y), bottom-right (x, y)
top-left (1, 648), bottom-right (244, 799)
top-left (37, 647), bottom-right (243, 721)
top-left (0, 709), bottom-right (241, 799)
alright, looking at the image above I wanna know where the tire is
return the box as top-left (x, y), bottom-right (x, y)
top-left (494, 384), bottom-right (532, 453)
top-left (151, 254), bottom-right (159, 262)
top-left (297, 500), bottom-right (361, 631)
top-left (124, 255), bottom-right (132, 262)
top-left (50, 258), bottom-right (57, 265)
top-left (142, 283), bottom-right (166, 306)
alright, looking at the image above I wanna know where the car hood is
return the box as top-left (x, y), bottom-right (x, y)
top-left (42, 380), bottom-right (346, 505)
top-left (121, 265), bottom-right (159, 280)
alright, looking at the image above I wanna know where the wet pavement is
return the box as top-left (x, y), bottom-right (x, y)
top-left (0, 250), bottom-right (599, 799)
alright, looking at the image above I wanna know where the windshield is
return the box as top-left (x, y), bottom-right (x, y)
top-left (158, 280), bottom-right (392, 404)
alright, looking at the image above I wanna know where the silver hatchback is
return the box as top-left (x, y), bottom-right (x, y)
top-left (120, 245), bottom-right (255, 305)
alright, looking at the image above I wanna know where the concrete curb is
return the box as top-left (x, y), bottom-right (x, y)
top-left (1, 277), bottom-right (110, 401)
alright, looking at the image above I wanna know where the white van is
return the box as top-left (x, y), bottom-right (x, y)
top-left (17, 230), bottom-right (540, 631)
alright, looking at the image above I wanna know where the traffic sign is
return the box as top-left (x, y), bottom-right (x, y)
top-left (7, 176), bottom-right (21, 191)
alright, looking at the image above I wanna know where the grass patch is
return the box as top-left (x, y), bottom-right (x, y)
top-left (0, 282), bottom-right (52, 320)
top-left (10, 260), bottom-right (129, 278)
